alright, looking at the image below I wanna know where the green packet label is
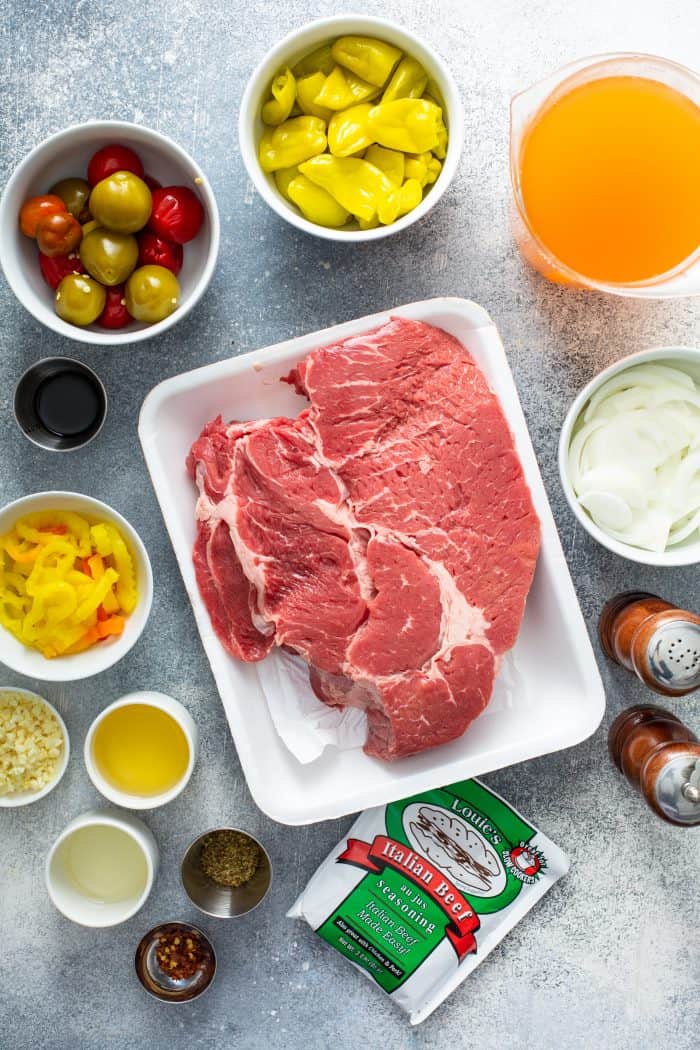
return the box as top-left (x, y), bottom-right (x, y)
top-left (289, 778), bottom-right (569, 1025)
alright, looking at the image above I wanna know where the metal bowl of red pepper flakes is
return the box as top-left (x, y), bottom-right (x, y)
top-left (134, 922), bottom-right (216, 1002)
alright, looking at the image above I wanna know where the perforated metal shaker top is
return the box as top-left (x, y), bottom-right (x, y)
top-left (645, 619), bottom-right (700, 693)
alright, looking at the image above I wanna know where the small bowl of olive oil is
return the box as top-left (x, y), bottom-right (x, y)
top-left (84, 690), bottom-right (198, 810)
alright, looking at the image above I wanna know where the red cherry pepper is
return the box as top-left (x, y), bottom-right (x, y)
top-left (36, 212), bottom-right (83, 258)
top-left (87, 144), bottom-right (144, 186)
top-left (38, 251), bottom-right (85, 289)
top-left (149, 186), bottom-right (204, 244)
top-left (20, 195), bottom-right (67, 238)
top-left (137, 230), bottom-right (183, 275)
top-left (97, 285), bottom-right (132, 329)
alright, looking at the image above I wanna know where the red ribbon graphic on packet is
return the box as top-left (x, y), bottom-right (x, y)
top-left (338, 835), bottom-right (480, 961)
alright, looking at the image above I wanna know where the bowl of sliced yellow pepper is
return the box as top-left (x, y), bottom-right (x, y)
top-left (0, 491), bottom-right (153, 681)
top-left (239, 16), bottom-right (464, 240)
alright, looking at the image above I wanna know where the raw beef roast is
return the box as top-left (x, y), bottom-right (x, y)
top-left (187, 318), bottom-right (540, 760)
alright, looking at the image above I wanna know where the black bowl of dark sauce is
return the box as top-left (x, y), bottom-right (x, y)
top-left (14, 357), bottom-right (107, 451)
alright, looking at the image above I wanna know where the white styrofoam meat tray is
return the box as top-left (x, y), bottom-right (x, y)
top-left (139, 298), bottom-right (605, 825)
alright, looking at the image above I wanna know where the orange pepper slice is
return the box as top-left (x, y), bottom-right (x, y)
top-left (87, 554), bottom-right (105, 580)
top-left (62, 625), bottom-right (102, 655)
top-left (97, 615), bottom-right (125, 638)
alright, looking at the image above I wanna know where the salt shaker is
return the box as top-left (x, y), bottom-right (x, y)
top-left (599, 591), bottom-right (700, 697)
top-left (608, 704), bottom-right (700, 826)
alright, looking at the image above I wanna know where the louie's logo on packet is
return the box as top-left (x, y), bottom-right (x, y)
top-left (288, 778), bottom-right (569, 1026)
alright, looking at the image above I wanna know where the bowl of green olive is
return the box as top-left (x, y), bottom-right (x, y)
top-left (239, 16), bottom-right (464, 241)
top-left (0, 121), bottom-right (220, 345)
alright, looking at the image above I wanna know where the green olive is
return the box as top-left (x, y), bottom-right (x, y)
top-left (89, 171), bottom-right (152, 233)
top-left (55, 274), bottom-right (106, 326)
top-left (50, 177), bottom-right (91, 222)
top-left (80, 228), bottom-right (138, 286)
top-left (125, 265), bottom-right (180, 323)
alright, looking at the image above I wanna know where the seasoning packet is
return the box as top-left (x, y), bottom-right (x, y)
top-left (288, 778), bottom-right (569, 1025)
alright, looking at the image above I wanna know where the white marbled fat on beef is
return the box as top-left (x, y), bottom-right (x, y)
top-left (187, 318), bottom-right (540, 760)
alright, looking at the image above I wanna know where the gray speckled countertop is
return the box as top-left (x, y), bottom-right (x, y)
top-left (1, 1), bottom-right (698, 1048)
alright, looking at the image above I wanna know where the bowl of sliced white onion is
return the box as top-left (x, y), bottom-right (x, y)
top-left (559, 346), bottom-right (700, 565)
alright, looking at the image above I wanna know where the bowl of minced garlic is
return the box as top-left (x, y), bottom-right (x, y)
top-left (181, 827), bottom-right (272, 918)
top-left (0, 688), bottom-right (69, 806)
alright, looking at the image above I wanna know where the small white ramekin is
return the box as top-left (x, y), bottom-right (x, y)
top-left (45, 808), bottom-right (158, 927)
top-left (84, 690), bottom-right (198, 809)
top-left (239, 15), bottom-right (464, 241)
top-left (0, 688), bottom-right (70, 807)
top-left (0, 490), bottom-right (153, 681)
top-left (0, 120), bottom-right (220, 346)
top-left (558, 345), bottom-right (700, 566)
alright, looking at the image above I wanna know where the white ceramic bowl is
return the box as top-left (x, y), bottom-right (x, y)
top-left (0, 120), bottom-right (220, 346)
top-left (559, 345), bottom-right (700, 566)
top-left (0, 687), bottom-right (70, 807)
top-left (239, 15), bottom-right (464, 241)
top-left (45, 808), bottom-right (158, 927)
top-left (84, 690), bottom-right (198, 809)
top-left (0, 491), bottom-right (153, 680)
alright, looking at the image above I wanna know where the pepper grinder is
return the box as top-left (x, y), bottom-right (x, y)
top-left (599, 591), bottom-right (700, 697)
top-left (608, 704), bottom-right (700, 826)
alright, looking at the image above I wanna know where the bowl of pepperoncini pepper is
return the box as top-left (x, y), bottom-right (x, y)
top-left (0, 490), bottom-right (152, 681)
top-left (239, 16), bottom-right (464, 240)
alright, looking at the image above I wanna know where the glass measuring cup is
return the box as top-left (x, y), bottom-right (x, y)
top-left (509, 53), bottom-right (700, 298)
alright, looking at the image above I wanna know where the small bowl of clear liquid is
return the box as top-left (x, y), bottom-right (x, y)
top-left (45, 809), bottom-right (158, 927)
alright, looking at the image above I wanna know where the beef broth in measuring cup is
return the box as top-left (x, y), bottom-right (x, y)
top-left (510, 54), bottom-right (700, 296)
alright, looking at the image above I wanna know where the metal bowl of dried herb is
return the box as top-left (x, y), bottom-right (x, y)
top-left (180, 827), bottom-right (272, 918)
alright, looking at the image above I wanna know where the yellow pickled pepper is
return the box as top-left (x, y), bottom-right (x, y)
top-left (259, 116), bottom-right (328, 172)
top-left (382, 56), bottom-right (428, 102)
top-left (397, 178), bottom-right (423, 216)
top-left (262, 67), bottom-right (297, 126)
top-left (274, 166), bottom-right (300, 200)
top-left (331, 36), bottom-right (402, 87)
top-left (292, 42), bottom-right (336, 78)
top-left (404, 151), bottom-right (442, 187)
top-left (287, 175), bottom-right (350, 227)
top-left (367, 99), bottom-right (442, 153)
top-left (296, 73), bottom-right (333, 120)
top-left (314, 66), bottom-right (380, 110)
top-left (423, 93), bottom-right (448, 158)
top-left (363, 145), bottom-right (405, 186)
top-left (299, 155), bottom-right (400, 225)
top-left (434, 116), bottom-right (448, 159)
top-left (328, 103), bottom-right (374, 157)
top-left (90, 523), bottom-right (137, 614)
